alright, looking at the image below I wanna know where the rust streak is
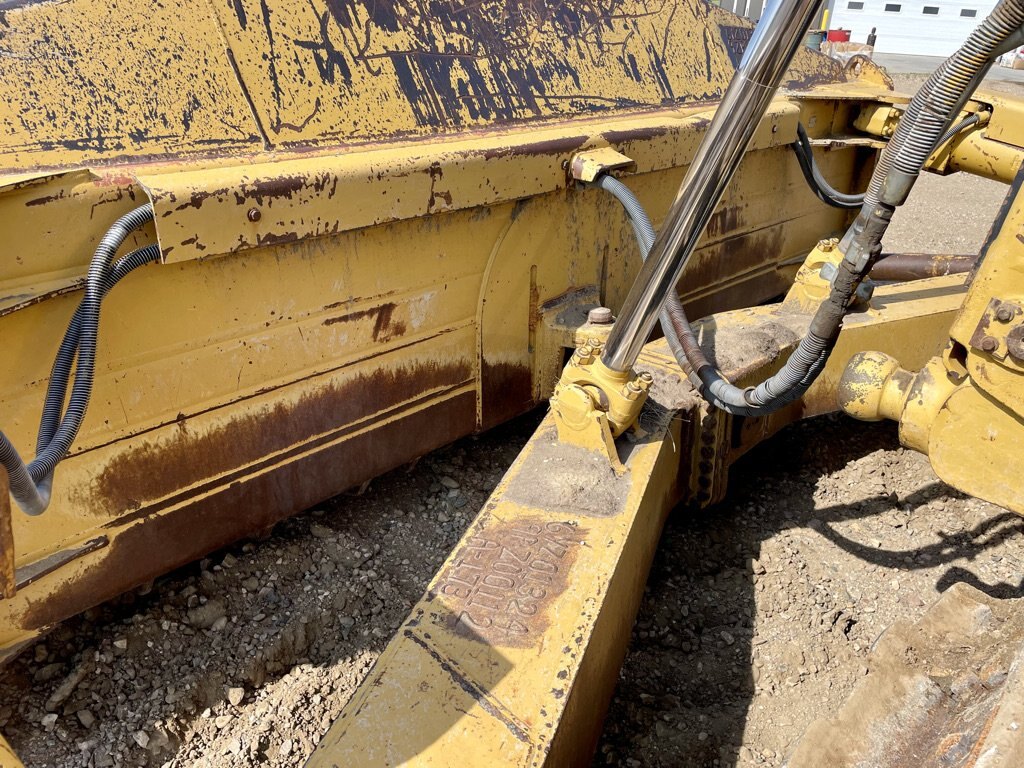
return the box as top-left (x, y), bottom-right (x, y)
top-left (91, 362), bottom-right (472, 516)
top-left (23, 389), bottom-right (477, 632)
top-left (480, 360), bottom-right (533, 430)
top-left (482, 134), bottom-right (588, 161)
top-left (0, 469), bottom-right (14, 599)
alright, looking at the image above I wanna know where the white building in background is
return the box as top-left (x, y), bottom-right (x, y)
top-left (826, 0), bottom-right (997, 56)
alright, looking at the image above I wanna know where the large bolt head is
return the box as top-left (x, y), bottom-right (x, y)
top-left (1007, 326), bottom-right (1024, 363)
top-left (622, 380), bottom-right (644, 400)
top-left (573, 345), bottom-right (595, 364)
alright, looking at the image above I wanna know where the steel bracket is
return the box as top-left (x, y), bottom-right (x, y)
top-left (569, 147), bottom-right (635, 183)
top-left (549, 339), bottom-right (651, 472)
top-left (969, 297), bottom-right (1024, 363)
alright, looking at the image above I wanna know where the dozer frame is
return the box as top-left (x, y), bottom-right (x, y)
top-left (1, 0), bottom-right (1024, 764)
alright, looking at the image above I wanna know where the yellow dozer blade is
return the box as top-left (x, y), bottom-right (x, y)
top-left (9, 0), bottom-right (1024, 765)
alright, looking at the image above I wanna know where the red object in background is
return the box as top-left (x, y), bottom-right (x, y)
top-left (827, 28), bottom-right (852, 42)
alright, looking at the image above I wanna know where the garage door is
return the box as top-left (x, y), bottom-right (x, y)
top-left (828, 0), bottom-right (996, 56)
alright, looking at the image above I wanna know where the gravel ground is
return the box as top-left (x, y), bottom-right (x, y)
top-left (0, 419), bottom-right (536, 767)
top-left (2, 75), bottom-right (1022, 767)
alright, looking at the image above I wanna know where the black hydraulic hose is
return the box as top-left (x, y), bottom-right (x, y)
top-left (38, 243), bottom-right (160, 451)
top-left (846, 0), bottom-right (1024, 257)
top-left (0, 206), bottom-right (157, 515)
top-left (881, 2), bottom-right (1022, 204)
top-left (790, 114), bottom-right (979, 212)
top-left (590, 0), bottom-right (1017, 419)
top-left (936, 113), bottom-right (982, 149)
top-left (856, 61), bottom-right (948, 222)
top-left (742, 0), bottom-right (1024, 411)
top-left (592, 174), bottom-right (831, 416)
top-left (791, 123), bottom-right (865, 209)
top-left (34, 206), bottom-right (155, 477)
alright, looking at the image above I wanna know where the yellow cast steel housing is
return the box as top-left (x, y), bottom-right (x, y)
top-left (840, 165), bottom-right (1024, 514)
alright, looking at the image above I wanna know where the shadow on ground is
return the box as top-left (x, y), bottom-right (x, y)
top-left (595, 413), bottom-right (1024, 768)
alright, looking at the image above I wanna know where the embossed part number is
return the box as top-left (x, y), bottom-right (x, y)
top-left (440, 521), bottom-right (580, 639)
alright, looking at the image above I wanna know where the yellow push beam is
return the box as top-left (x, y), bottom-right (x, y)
top-left (309, 344), bottom-right (694, 766)
top-left (0, 733), bottom-right (22, 768)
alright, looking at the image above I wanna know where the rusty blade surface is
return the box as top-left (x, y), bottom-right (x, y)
top-left (0, 0), bottom-right (845, 172)
top-left (787, 583), bottom-right (1024, 768)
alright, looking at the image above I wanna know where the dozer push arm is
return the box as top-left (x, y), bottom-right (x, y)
top-left (1, 0), bottom-right (1023, 761)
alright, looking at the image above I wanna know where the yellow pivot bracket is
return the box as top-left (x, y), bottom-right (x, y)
top-left (549, 338), bottom-right (652, 472)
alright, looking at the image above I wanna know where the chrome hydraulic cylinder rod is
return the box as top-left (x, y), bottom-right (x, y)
top-left (600, 0), bottom-right (826, 373)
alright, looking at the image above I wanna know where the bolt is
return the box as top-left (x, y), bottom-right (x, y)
top-left (980, 336), bottom-right (999, 353)
top-left (247, 208), bottom-right (262, 222)
top-left (638, 371), bottom-right (653, 384)
top-left (587, 337), bottom-right (603, 350)
top-left (1007, 326), bottom-right (1024, 362)
top-left (623, 380), bottom-right (644, 400)
top-left (588, 307), bottom-right (613, 324)
top-left (573, 344), bottom-right (595, 364)
top-left (996, 305), bottom-right (1015, 323)
top-left (818, 239), bottom-right (835, 252)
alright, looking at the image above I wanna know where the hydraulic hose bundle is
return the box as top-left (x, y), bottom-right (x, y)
top-left (596, 0), bottom-right (1024, 417)
top-left (592, 175), bottom-right (830, 416)
top-left (789, 116), bottom-right (981, 212)
top-left (791, 123), bottom-right (865, 209)
top-left (0, 205), bottom-right (158, 515)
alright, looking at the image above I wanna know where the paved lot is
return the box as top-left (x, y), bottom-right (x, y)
top-left (873, 52), bottom-right (1024, 83)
